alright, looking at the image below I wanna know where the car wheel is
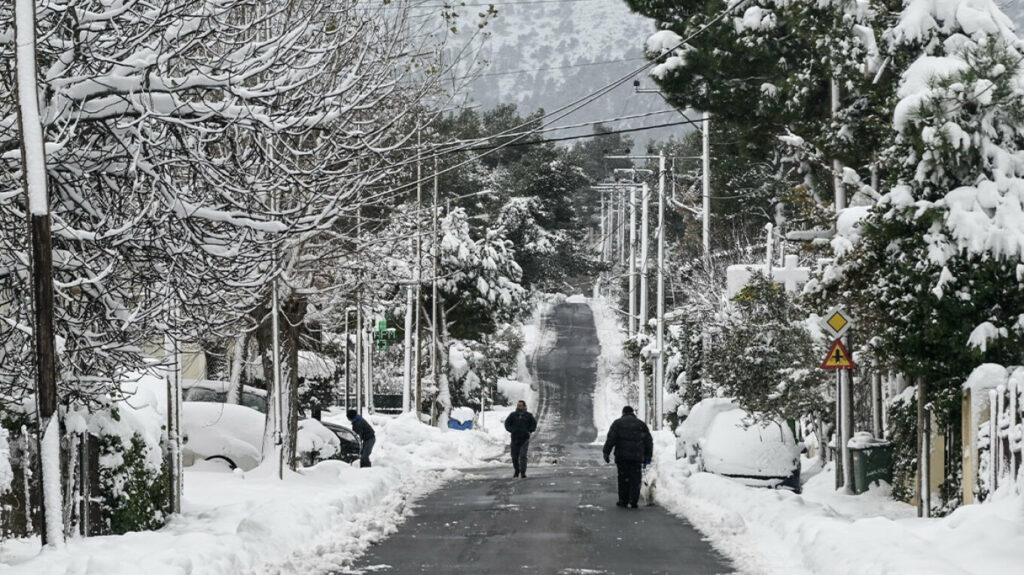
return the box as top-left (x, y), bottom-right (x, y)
top-left (205, 455), bottom-right (237, 470)
top-left (780, 467), bottom-right (802, 493)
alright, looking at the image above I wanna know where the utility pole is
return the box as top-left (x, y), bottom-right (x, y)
top-left (831, 76), bottom-right (855, 494)
top-left (638, 182), bottom-right (650, 424)
top-left (404, 256), bottom-right (414, 413)
top-left (365, 317), bottom-right (374, 414)
top-left (415, 141), bottom-right (423, 417)
top-left (431, 156), bottom-right (440, 426)
top-left (607, 158), bottom-right (676, 425)
top-left (15, 0), bottom-right (62, 546)
top-left (344, 308), bottom-right (353, 411)
top-left (356, 209), bottom-right (363, 414)
top-left (629, 186), bottom-right (637, 338)
top-left (619, 191), bottom-right (627, 266)
top-left (654, 152), bottom-right (666, 431)
top-left (702, 111), bottom-right (711, 253)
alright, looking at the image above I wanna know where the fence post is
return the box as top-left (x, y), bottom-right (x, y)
top-left (989, 388), bottom-right (998, 494)
top-left (961, 387), bottom-right (975, 505)
top-left (997, 385), bottom-right (1007, 487)
top-left (871, 371), bottom-right (883, 438)
top-left (80, 433), bottom-right (89, 537)
top-left (1014, 382), bottom-right (1022, 491)
top-left (917, 376), bottom-right (930, 517)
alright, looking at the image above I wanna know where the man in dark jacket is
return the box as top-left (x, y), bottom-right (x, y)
top-left (504, 400), bottom-right (537, 478)
top-left (347, 410), bottom-right (376, 468)
top-left (602, 406), bottom-right (653, 508)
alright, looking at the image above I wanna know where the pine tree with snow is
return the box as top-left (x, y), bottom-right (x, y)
top-left (820, 0), bottom-right (1024, 506)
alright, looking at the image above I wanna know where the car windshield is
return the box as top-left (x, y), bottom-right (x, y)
top-left (241, 392), bottom-right (268, 414)
top-left (328, 425), bottom-right (358, 443)
top-left (184, 388), bottom-right (224, 403)
top-left (183, 387), bottom-right (267, 414)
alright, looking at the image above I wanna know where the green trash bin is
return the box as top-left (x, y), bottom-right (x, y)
top-left (849, 433), bottom-right (894, 494)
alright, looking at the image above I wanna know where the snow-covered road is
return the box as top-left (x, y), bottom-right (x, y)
top-left (339, 301), bottom-right (732, 574)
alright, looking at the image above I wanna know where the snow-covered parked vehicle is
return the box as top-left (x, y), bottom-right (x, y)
top-left (319, 421), bottom-right (362, 464)
top-left (181, 401), bottom-right (266, 471)
top-left (180, 380), bottom-right (361, 469)
top-left (676, 398), bottom-right (801, 493)
top-left (182, 379), bottom-right (268, 412)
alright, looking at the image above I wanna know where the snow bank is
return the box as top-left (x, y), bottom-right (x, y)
top-left (513, 297), bottom-right (551, 411)
top-left (0, 412), bottom-right (504, 575)
top-left (652, 429), bottom-right (1024, 574)
top-left (590, 294), bottom-right (632, 436)
top-left (521, 298), bottom-right (556, 362)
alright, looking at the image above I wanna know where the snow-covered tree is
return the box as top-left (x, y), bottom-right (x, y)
top-left (0, 0), bottom-right (461, 537)
top-left (707, 274), bottom-right (831, 420)
top-left (815, 0), bottom-right (1024, 506)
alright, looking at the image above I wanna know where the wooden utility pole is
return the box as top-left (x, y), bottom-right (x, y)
top-left (15, 0), bottom-right (63, 547)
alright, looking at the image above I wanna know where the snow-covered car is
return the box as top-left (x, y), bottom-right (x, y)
top-left (320, 421), bottom-right (362, 464)
top-left (182, 379), bottom-right (268, 413)
top-left (180, 381), bottom-right (360, 469)
top-left (676, 398), bottom-right (801, 492)
top-left (181, 402), bottom-right (267, 471)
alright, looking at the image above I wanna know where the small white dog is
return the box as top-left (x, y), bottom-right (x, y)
top-left (641, 465), bottom-right (658, 506)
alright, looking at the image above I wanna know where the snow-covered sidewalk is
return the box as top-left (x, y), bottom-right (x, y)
top-left (651, 431), bottom-right (1024, 575)
top-left (0, 412), bottom-right (504, 575)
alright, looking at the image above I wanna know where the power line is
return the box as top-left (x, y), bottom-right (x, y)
top-left (458, 118), bottom-right (695, 151)
top-left (329, 1), bottom-right (747, 212)
top-left (454, 57), bottom-right (647, 80)
top-left (428, 108), bottom-right (680, 149)
top-left (409, 0), bottom-right (601, 7)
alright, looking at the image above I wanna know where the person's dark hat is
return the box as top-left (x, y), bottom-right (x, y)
top-left (622, 406), bottom-right (634, 415)
top-left (346, 409), bottom-right (358, 420)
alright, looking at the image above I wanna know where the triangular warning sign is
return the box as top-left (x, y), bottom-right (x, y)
top-left (820, 339), bottom-right (856, 370)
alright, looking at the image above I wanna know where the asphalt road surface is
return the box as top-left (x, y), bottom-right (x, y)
top-left (336, 302), bottom-right (733, 574)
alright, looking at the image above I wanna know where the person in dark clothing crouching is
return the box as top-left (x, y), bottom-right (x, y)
top-left (602, 406), bottom-right (653, 508)
top-left (504, 400), bottom-right (537, 478)
top-left (347, 410), bottom-right (376, 468)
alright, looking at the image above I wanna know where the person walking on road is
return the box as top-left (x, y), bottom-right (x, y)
top-left (602, 406), bottom-right (653, 508)
top-left (504, 400), bottom-right (537, 478)
top-left (347, 410), bottom-right (376, 468)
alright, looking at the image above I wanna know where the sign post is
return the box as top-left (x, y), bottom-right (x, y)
top-left (819, 306), bottom-right (857, 494)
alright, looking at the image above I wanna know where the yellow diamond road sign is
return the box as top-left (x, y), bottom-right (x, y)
top-left (826, 312), bottom-right (848, 334)
top-left (820, 306), bottom-right (854, 339)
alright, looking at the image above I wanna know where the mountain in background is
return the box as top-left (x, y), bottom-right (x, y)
top-left (449, 0), bottom-right (1024, 149)
top-left (449, 0), bottom-right (682, 149)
